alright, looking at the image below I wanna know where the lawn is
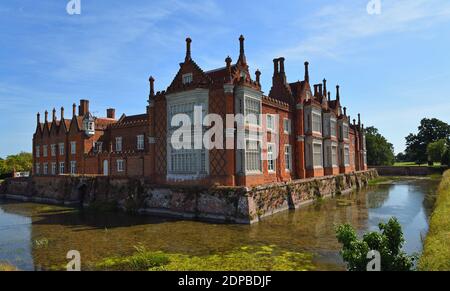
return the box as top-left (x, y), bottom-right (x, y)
top-left (394, 162), bottom-right (443, 167)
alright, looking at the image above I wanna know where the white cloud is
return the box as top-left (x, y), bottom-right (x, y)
top-left (279, 0), bottom-right (450, 60)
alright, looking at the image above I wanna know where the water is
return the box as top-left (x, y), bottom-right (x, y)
top-left (0, 178), bottom-right (438, 271)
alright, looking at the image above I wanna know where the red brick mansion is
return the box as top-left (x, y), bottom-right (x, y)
top-left (32, 36), bottom-right (367, 187)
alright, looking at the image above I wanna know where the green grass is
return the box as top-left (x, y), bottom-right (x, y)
top-left (94, 245), bottom-right (315, 271)
top-left (368, 176), bottom-right (405, 186)
top-left (394, 162), bottom-right (444, 168)
top-left (419, 170), bottom-right (450, 271)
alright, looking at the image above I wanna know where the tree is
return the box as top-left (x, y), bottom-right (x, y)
top-left (427, 139), bottom-right (447, 164)
top-left (0, 152), bottom-right (33, 175)
top-left (365, 126), bottom-right (395, 166)
top-left (335, 217), bottom-right (415, 271)
top-left (405, 118), bottom-right (450, 165)
top-left (395, 152), bottom-right (408, 163)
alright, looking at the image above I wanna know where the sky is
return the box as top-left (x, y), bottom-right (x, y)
top-left (1, 0), bottom-right (450, 157)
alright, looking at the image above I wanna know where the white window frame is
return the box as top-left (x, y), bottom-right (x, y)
top-left (267, 143), bottom-right (276, 173)
top-left (344, 146), bottom-right (350, 166)
top-left (283, 119), bottom-right (291, 134)
top-left (182, 73), bottom-right (193, 85)
top-left (59, 143), bottom-right (65, 156)
top-left (70, 161), bottom-right (76, 175)
top-left (245, 139), bottom-right (262, 173)
top-left (51, 162), bottom-right (56, 175)
top-left (285, 144), bottom-right (292, 171)
top-left (50, 144), bottom-right (56, 157)
top-left (332, 144), bottom-right (338, 167)
top-left (244, 96), bottom-right (261, 126)
top-left (59, 162), bottom-right (65, 174)
top-left (43, 163), bottom-right (48, 175)
top-left (116, 137), bottom-right (123, 152)
top-left (313, 142), bottom-right (323, 168)
top-left (266, 114), bottom-right (275, 131)
top-left (330, 118), bottom-right (337, 137)
top-left (43, 145), bottom-right (48, 157)
top-left (117, 159), bottom-right (125, 172)
top-left (137, 135), bottom-right (145, 151)
top-left (312, 110), bottom-right (322, 134)
top-left (70, 141), bottom-right (76, 155)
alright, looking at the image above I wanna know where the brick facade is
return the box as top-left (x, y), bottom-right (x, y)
top-left (32, 35), bottom-right (368, 187)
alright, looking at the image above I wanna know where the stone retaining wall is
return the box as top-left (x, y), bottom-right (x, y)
top-left (371, 166), bottom-right (447, 176)
top-left (0, 170), bottom-right (378, 224)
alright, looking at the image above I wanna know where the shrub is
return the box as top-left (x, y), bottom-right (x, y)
top-left (335, 217), bottom-right (415, 271)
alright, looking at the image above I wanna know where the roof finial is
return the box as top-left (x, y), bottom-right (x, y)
top-left (45, 110), bottom-right (48, 123)
top-left (358, 113), bottom-right (361, 126)
top-left (304, 61), bottom-right (310, 83)
top-left (185, 37), bottom-right (192, 62)
top-left (225, 56), bottom-right (232, 68)
top-left (343, 107), bottom-right (347, 116)
top-left (238, 35), bottom-right (247, 64)
top-left (52, 108), bottom-right (56, 121)
top-left (61, 107), bottom-right (64, 120)
top-left (336, 85), bottom-right (340, 101)
top-left (149, 76), bottom-right (155, 99)
top-left (37, 112), bottom-right (41, 124)
top-left (323, 79), bottom-right (327, 97)
top-left (255, 69), bottom-right (261, 85)
top-left (72, 103), bottom-right (76, 117)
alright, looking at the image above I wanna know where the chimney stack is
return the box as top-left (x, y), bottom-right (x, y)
top-left (72, 103), bottom-right (76, 117)
top-left (314, 84), bottom-right (318, 96)
top-left (238, 35), bottom-right (246, 64)
top-left (323, 79), bottom-right (327, 96)
top-left (78, 100), bottom-right (89, 116)
top-left (185, 37), bottom-right (192, 62)
top-left (107, 108), bottom-right (115, 119)
top-left (44, 111), bottom-right (48, 123)
top-left (60, 107), bottom-right (64, 120)
top-left (37, 112), bottom-right (40, 125)
top-left (304, 61), bottom-right (310, 83)
top-left (52, 108), bottom-right (56, 121)
top-left (318, 84), bottom-right (323, 96)
top-left (343, 107), bottom-right (347, 116)
top-left (273, 58), bottom-right (279, 76)
top-left (149, 76), bottom-right (155, 99)
top-left (358, 113), bottom-right (361, 126)
top-left (328, 92), bottom-right (331, 102)
top-left (336, 85), bottom-right (341, 101)
top-left (279, 57), bottom-right (285, 74)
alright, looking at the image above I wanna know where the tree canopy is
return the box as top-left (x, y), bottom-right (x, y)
top-left (365, 126), bottom-right (395, 166)
top-left (0, 152), bottom-right (32, 175)
top-left (405, 118), bottom-right (450, 165)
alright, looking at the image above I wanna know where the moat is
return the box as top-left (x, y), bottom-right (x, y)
top-left (0, 178), bottom-right (438, 271)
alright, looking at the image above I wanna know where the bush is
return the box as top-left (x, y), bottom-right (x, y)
top-left (335, 217), bottom-right (415, 271)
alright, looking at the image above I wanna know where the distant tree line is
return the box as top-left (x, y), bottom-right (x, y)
top-left (0, 152), bottom-right (33, 177)
top-left (400, 118), bottom-right (450, 166)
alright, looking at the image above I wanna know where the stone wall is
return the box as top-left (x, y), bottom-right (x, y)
top-left (0, 170), bottom-right (377, 224)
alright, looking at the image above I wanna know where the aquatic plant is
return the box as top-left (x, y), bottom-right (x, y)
top-left (94, 245), bottom-right (314, 271)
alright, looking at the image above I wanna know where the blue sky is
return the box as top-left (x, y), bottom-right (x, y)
top-left (1, 0), bottom-right (450, 157)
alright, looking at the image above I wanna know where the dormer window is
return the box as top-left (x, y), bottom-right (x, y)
top-left (83, 113), bottom-right (95, 136)
top-left (182, 73), bottom-right (193, 85)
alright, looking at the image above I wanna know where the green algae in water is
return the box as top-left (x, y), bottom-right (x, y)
top-left (94, 245), bottom-right (315, 271)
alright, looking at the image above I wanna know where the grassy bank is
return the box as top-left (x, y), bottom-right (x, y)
top-left (419, 170), bottom-right (450, 271)
top-left (0, 263), bottom-right (17, 271)
top-left (93, 245), bottom-right (314, 271)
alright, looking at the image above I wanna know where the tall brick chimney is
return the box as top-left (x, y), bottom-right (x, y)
top-left (185, 37), bottom-right (192, 62)
top-left (79, 99), bottom-right (89, 116)
top-left (304, 61), bottom-right (310, 83)
top-left (61, 107), bottom-right (64, 120)
top-left (107, 108), bottom-right (115, 119)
